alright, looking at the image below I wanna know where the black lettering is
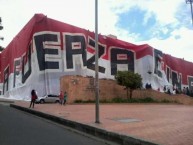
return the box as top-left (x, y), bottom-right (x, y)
top-left (13, 59), bottom-right (21, 87)
top-left (34, 33), bottom-right (60, 71)
top-left (22, 44), bottom-right (32, 83)
top-left (3, 66), bottom-right (9, 94)
top-left (154, 49), bottom-right (163, 78)
top-left (172, 71), bottom-right (178, 87)
top-left (87, 38), bottom-right (105, 73)
top-left (65, 34), bottom-right (86, 69)
top-left (110, 48), bottom-right (134, 75)
top-left (166, 66), bottom-right (170, 82)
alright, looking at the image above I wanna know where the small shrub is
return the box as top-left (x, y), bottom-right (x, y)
top-left (84, 100), bottom-right (95, 103)
top-left (100, 99), bottom-right (110, 103)
top-left (112, 97), bottom-right (126, 103)
top-left (140, 97), bottom-right (156, 103)
top-left (160, 99), bottom-right (180, 104)
top-left (74, 99), bottom-right (95, 103)
top-left (161, 99), bottom-right (170, 103)
top-left (74, 99), bottom-right (83, 103)
top-left (74, 97), bottom-right (179, 104)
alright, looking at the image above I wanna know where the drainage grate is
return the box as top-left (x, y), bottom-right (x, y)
top-left (112, 118), bottom-right (142, 123)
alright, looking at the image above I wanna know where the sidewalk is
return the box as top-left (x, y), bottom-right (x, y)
top-left (10, 101), bottom-right (193, 145)
top-left (0, 98), bottom-right (15, 103)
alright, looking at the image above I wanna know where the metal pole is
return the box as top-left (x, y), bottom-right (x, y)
top-left (186, 0), bottom-right (193, 25)
top-left (190, 1), bottom-right (193, 25)
top-left (95, 0), bottom-right (100, 123)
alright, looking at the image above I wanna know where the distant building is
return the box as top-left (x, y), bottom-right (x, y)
top-left (107, 34), bottom-right (117, 39)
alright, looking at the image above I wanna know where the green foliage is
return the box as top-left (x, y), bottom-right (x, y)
top-left (160, 99), bottom-right (179, 104)
top-left (74, 99), bottom-right (110, 103)
top-left (112, 97), bottom-right (156, 103)
top-left (115, 71), bottom-right (142, 89)
top-left (74, 99), bottom-right (83, 103)
top-left (160, 99), bottom-right (170, 103)
top-left (115, 71), bottom-right (142, 98)
top-left (73, 97), bottom-right (179, 104)
top-left (139, 97), bottom-right (155, 103)
top-left (111, 97), bottom-right (126, 103)
top-left (74, 99), bottom-right (95, 103)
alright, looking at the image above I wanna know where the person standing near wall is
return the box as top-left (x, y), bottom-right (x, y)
top-left (63, 91), bottom-right (68, 105)
top-left (29, 89), bottom-right (37, 108)
top-left (59, 91), bottom-right (64, 105)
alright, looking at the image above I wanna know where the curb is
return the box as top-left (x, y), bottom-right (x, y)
top-left (10, 104), bottom-right (160, 145)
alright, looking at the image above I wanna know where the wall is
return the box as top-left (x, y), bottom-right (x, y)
top-left (60, 75), bottom-right (127, 103)
top-left (60, 75), bottom-right (193, 105)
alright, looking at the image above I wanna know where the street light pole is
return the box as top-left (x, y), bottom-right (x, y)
top-left (95, 0), bottom-right (100, 124)
top-left (186, 0), bottom-right (193, 25)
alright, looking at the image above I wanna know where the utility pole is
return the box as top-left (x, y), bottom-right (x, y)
top-left (95, 0), bottom-right (100, 124)
top-left (186, 0), bottom-right (193, 25)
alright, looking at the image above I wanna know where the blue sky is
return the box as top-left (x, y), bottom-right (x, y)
top-left (116, 3), bottom-right (191, 41)
top-left (117, 7), bottom-right (157, 41)
top-left (0, 0), bottom-right (193, 62)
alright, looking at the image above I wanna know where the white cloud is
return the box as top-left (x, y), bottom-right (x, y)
top-left (99, 0), bottom-right (193, 62)
top-left (143, 0), bottom-right (181, 25)
top-left (138, 27), bottom-right (193, 62)
top-left (0, 0), bottom-right (193, 63)
top-left (0, 0), bottom-right (95, 47)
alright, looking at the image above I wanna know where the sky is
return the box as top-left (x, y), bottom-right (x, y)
top-left (0, 0), bottom-right (193, 62)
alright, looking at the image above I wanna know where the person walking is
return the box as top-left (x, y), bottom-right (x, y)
top-left (63, 91), bottom-right (68, 105)
top-left (59, 90), bottom-right (64, 105)
top-left (29, 89), bottom-right (37, 108)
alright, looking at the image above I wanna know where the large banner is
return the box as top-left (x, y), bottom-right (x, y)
top-left (0, 14), bottom-right (193, 100)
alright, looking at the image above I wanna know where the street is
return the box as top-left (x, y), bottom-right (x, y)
top-left (0, 103), bottom-right (114, 145)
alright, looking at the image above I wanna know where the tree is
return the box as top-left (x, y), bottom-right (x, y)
top-left (115, 71), bottom-right (142, 99)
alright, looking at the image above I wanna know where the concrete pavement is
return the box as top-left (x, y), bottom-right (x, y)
top-left (6, 100), bottom-right (193, 145)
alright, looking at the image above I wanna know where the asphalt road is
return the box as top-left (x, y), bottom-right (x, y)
top-left (0, 103), bottom-right (114, 145)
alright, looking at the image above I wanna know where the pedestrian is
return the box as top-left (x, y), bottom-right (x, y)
top-left (59, 90), bottom-right (64, 105)
top-left (29, 89), bottom-right (37, 108)
top-left (183, 87), bottom-right (186, 94)
top-left (63, 91), bottom-right (68, 105)
top-left (186, 87), bottom-right (190, 96)
top-left (163, 85), bottom-right (166, 92)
